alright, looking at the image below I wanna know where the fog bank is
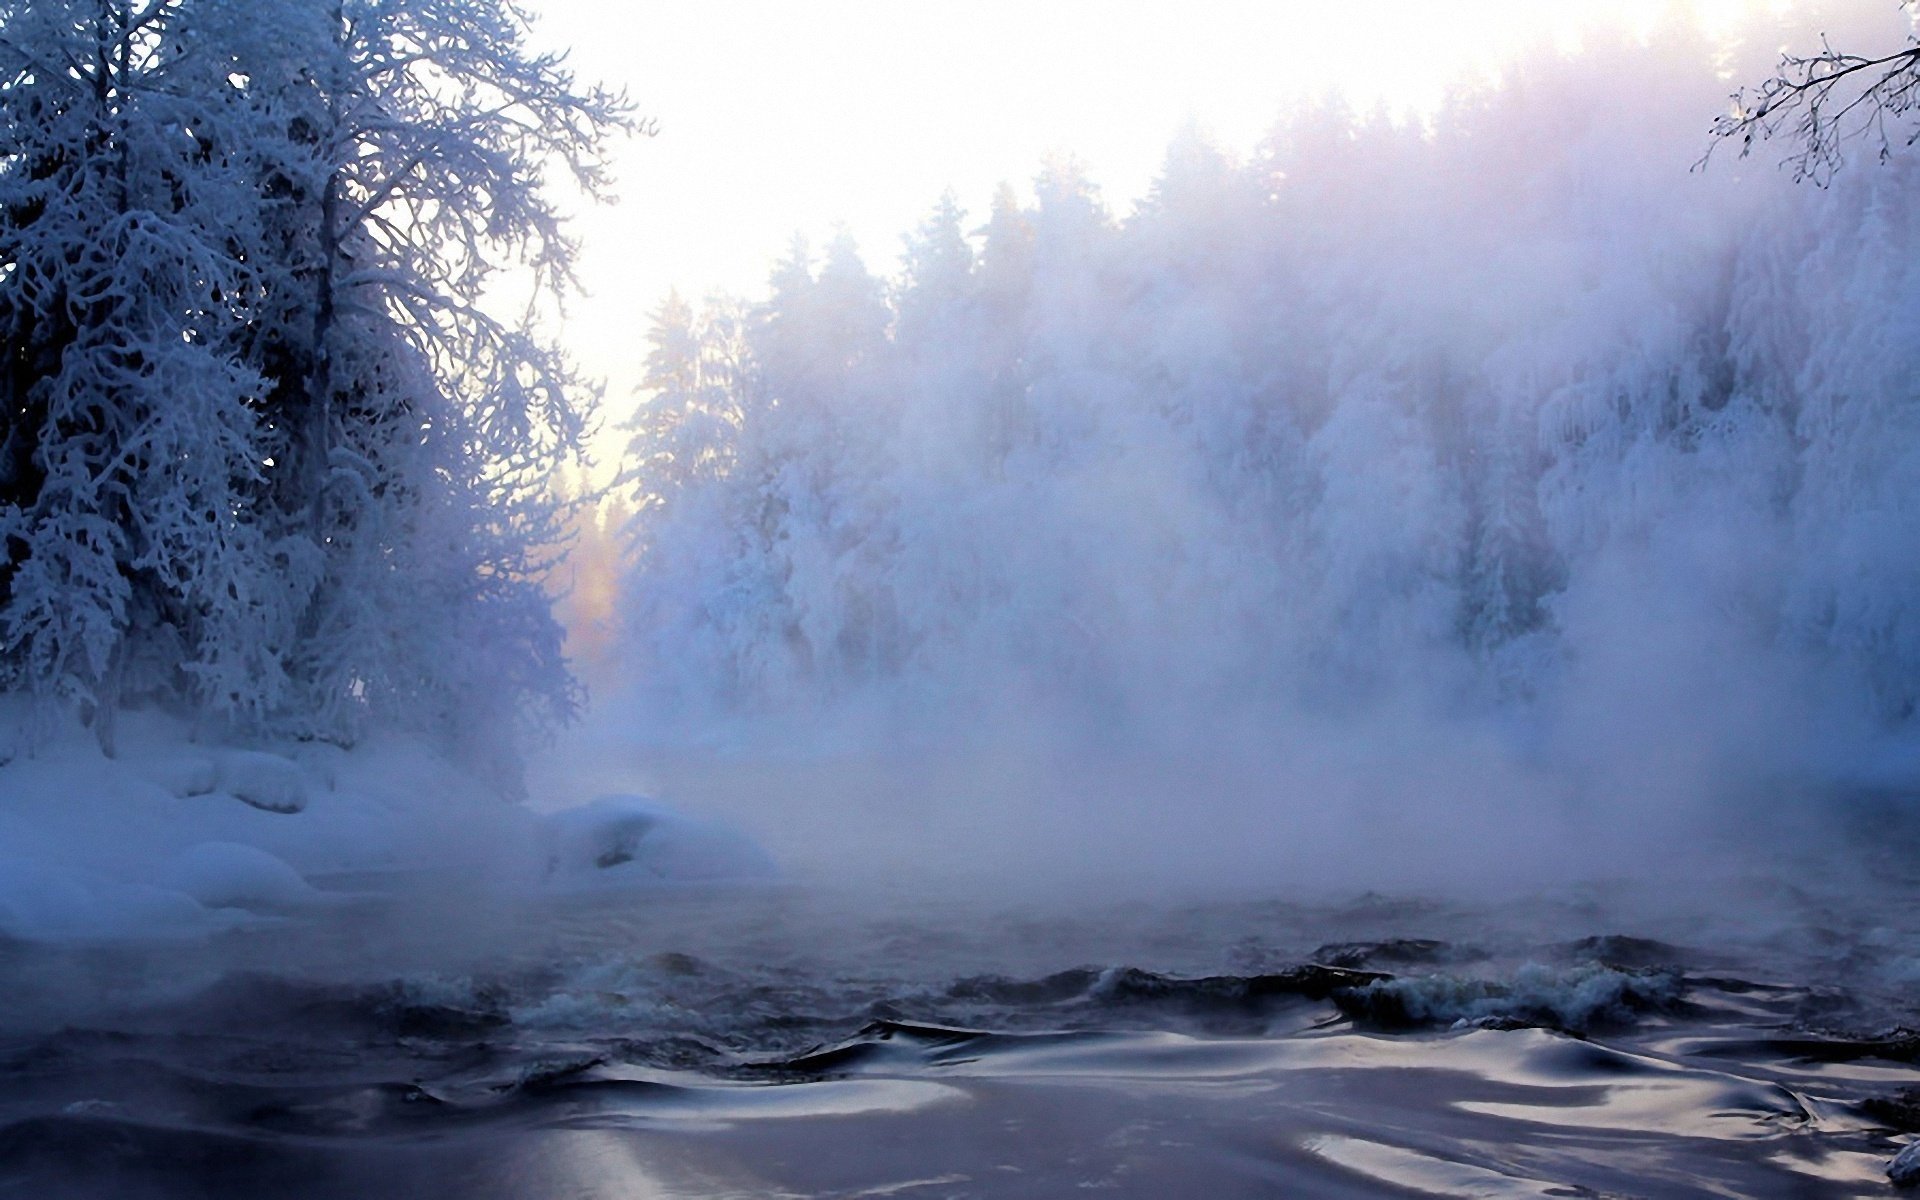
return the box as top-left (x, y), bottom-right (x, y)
top-left (582, 7), bottom-right (1920, 893)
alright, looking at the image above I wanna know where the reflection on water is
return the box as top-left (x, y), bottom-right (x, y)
top-left (2, 877), bottom-right (1918, 1198)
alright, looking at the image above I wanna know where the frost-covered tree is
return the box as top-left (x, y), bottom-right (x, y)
top-left (623, 291), bottom-right (743, 521)
top-left (0, 0), bottom-right (629, 766)
top-left (614, 21), bottom-right (1920, 754)
top-left (894, 192), bottom-right (975, 352)
top-left (0, 0), bottom-right (287, 750)
top-left (261, 0), bottom-right (629, 754)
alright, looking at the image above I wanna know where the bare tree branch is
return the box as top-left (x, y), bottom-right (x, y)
top-left (1706, 23), bottom-right (1920, 183)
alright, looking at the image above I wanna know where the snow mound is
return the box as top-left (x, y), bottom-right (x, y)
top-left (0, 713), bottom-right (540, 942)
top-left (162, 842), bottom-right (317, 911)
top-left (542, 794), bottom-right (777, 886)
top-left (139, 754), bottom-right (219, 797)
top-left (213, 750), bottom-right (311, 814)
top-left (0, 855), bottom-right (215, 942)
top-left (0, 709), bottom-right (778, 943)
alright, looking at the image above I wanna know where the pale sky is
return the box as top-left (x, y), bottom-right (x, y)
top-left (522, 1), bottom-right (1786, 465)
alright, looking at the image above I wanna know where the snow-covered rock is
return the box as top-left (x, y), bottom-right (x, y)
top-left (214, 750), bottom-right (311, 814)
top-left (542, 794), bottom-right (776, 886)
top-left (0, 855), bottom-right (214, 941)
top-left (140, 754), bottom-right (219, 798)
top-left (163, 842), bottom-right (317, 912)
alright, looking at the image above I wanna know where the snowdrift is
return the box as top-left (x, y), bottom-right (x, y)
top-left (0, 708), bottom-right (776, 944)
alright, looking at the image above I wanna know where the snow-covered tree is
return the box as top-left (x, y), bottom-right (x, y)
top-left (0, 0), bottom-right (290, 750)
top-left (624, 291), bottom-right (742, 522)
top-left (613, 24), bottom-right (1920, 756)
top-left (253, 0), bottom-right (628, 757)
top-left (0, 0), bottom-right (629, 767)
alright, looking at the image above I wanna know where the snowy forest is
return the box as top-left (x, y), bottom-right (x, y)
top-left (8, 1), bottom-right (1918, 803)
top-left (614, 25), bottom-right (1920, 802)
top-left (0, 0), bottom-right (625, 772)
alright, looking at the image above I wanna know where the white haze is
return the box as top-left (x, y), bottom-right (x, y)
top-left (550, 5), bottom-right (1920, 906)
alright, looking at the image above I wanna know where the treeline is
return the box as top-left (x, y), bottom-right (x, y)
top-left (0, 0), bottom-right (625, 764)
top-left (619, 27), bottom-right (1920, 743)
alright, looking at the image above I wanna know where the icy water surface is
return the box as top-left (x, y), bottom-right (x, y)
top-left (3, 868), bottom-right (1920, 1198)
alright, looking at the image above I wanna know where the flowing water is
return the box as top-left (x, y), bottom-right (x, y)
top-left (3, 855), bottom-right (1919, 1199)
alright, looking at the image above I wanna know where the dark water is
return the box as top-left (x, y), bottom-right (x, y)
top-left (3, 872), bottom-right (1919, 1199)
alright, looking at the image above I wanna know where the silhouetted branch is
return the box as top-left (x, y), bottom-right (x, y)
top-left (1708, 31), bottom-right (1920, 183)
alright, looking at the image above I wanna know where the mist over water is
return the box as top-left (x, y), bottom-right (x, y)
top-left (583, 7), bottom-right (1920, 900)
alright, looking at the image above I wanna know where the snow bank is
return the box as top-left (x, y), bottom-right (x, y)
top-left (0, 854), bottom-right (220, 942)
top-left (162, 842), bottom-right (320, 911)
top-left (0, 708), bottom-right (776, 944)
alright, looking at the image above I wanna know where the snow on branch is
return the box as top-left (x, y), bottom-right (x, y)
top-left (1709, 32), bottom-right (1920, 183)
